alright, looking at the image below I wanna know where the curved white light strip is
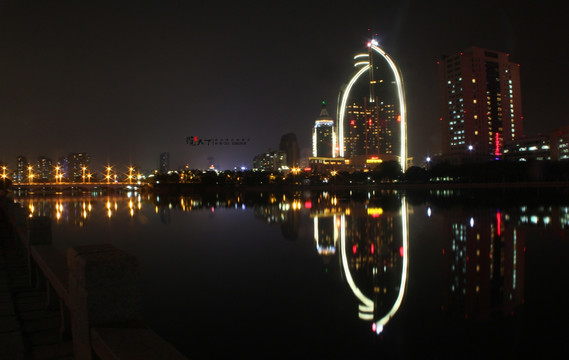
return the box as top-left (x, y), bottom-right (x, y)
top-left (373, 196), bottom-right (409, 334)
top-left (372, 45), bottom-right (407, 171)
top-left (354, 61), bottom-right (370, 67)
top-left (354, 54), bottom-right (369, 60)
top-left (337, 45), bottom-right (407, 171)
top-left (338, 65), bottom-right (370, 158)
top-left (340, 214), bottom-right (375, 309)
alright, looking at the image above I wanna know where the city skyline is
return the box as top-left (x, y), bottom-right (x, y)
top-left (1, 1), bottom-right (566, 170)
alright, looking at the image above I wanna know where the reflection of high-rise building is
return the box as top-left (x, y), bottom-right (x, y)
top-left (279, 133), bottom-right (299, 168)
top-left (438, 47), bottom-right (523, 159)
top-left (252, 200), bottom-right (300, 240)
top-left (441, 209), bottom-right (525, 321)
top-left (159, 152), bottom-right (170, 174)
top-left (312, 102), bottom-right (336, 158)
top-left (37, 156), bottom-right (53, 182)
top-left (339, 43), bottom-right (399, 159)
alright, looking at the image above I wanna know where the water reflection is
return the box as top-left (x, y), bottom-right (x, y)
top-left (13, 191), bottom-right (410, 335)
top-left (436, 207), bottom-right (529, 328)
top-left (10, 189), bottom-right (569, 355)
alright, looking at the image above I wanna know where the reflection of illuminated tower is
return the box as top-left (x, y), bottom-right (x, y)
top-left (313, 214), bottom-right (339, 262)
top-left (441, 209), bottom-right (525, 321)
top-left (312, 102), bottom-right (336, 157)
top-left (338, 199), bottom-right (409, 334)
top-left (337, 39), bottom-right (407, 170)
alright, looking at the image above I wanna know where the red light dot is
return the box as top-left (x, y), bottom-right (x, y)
top-left (352, 245), bottom-right (357, 254)
top-left (399, 246), bottom-right (404, 257)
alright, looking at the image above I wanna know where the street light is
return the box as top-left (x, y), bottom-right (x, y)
top-left (28, 166), bottom-right (34, 184)
top-left (82, 166), bottom-right (87, 183)
top-left (105, 166), bottom-right (112, 184)
top-left (128, 167), bottom-right (134, 184)
top-left (1, 166), bottom-right (7, 183)
top-left (55, 166), bottom-right (60, 183)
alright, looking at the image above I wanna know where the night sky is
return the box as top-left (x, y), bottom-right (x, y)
top-left (1, 0), bottom-right (566, 171)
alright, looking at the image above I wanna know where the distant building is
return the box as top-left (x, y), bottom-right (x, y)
top-left (68, 153), bottom-right (90, 182)
top-left (37, 156), bottom-right (53, 182)
top-left (159, 152), bottom-right (170, 174)
top-left (550, 126), bottom-right (569, 161)
top-left (312, 101), bottom-right (336, 158)
top-left (57, 156), bottom-right (69, 181)
top-left (438, 47), bottom-right (524, 160)
top-left (253, 150), bottom-right (287, 172)
top-left (279, 133), bottom-right (299, 168)
top-left (15, 155), bottom-right (28, 183)
top-left (503, 135), bottom-right (550, 161)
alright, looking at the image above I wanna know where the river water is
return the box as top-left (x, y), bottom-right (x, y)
top-left (11, 189), bottom-right (569, 358)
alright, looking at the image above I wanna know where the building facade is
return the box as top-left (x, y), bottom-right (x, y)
top-left (438, 47), bottom-right (523, 159)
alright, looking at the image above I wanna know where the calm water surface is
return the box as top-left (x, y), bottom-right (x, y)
top-left (12, 190), bottom-right (569, 358)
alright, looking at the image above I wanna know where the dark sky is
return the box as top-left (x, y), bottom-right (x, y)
top-left (1, 0), bottom-right (567, 171)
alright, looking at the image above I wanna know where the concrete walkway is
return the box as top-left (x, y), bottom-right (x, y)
top-left (1, 201), bottom-right (73, 360)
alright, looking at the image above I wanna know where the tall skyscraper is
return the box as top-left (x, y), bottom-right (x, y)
top-left (438, 47), bottom-right (523, 159)
top-left (338, 42), bottom-right (401, 160)
top-left (159, 152), bottom-right (170, 174)
top-left (279, 133), bottom-right (299, 168)
top-left (312, 101), bottom-right (336, 158)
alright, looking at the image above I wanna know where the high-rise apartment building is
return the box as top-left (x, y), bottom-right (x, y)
top-left (15, 155), bottom-right (28, 183)
top-left (37, 156), bottom-right (53, 182)
top-left (438, 47), bottom-right (523, 159)
top-left (68, 153), bottom-right (90, 182)
top-left (312, 101), bottom-right (336, 158)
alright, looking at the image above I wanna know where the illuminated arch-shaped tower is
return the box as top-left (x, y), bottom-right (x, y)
top-left (337, 40), bottom-right (407, 171)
